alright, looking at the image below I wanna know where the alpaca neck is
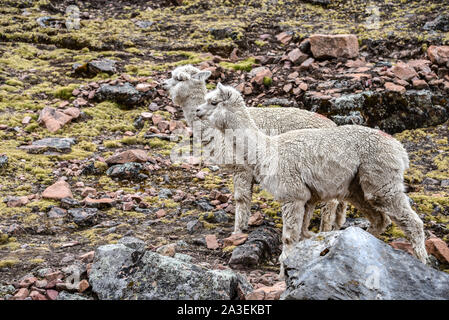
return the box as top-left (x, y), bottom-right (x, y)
top-left (178, 86), bottom-right (206, 127)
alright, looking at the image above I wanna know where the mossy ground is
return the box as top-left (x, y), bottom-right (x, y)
top-left (1, 0), bottom-right (449, 286)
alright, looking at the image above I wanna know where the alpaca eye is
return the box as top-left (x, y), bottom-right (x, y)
top-left (211, 101), bottom-right (218, 106)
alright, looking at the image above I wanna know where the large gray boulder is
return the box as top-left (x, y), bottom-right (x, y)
top-left (282, 227), bottom-right (449, 300)
top-left (89, 237), bottom-right (252, 300)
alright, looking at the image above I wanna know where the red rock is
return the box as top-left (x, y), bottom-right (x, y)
top-left (7, 196), bottom-right (29, 207)
top-left (243, 86), bottom-right (253, 95)
top-left (63, 107), bottom-right (81, 118)
top-left (46, 289), bottom-right (59, 300)
top-left (298, 82), bottom-right (308, 91)
top-left (38, 106), bottom-right (73, 132)
top-left (105, 149), bottom-right (149, 164)
top-left (276, 31), bottom-right (292, 44)
top-left (205, 234), bottom-right (219, 250)
top-left (384, 82), bottom-right (406, 94)
top-left (246, 281), bottom-right (286, 300)
top-left (230, 48), bottom-right (239, 62)
top-left (309, 34), bottom-right (359, 59)
top-left (223, 233), bottom-right (248, 247)
top-left (122, 201), bottom-right (134, 211)
top-left (19, 276), bottom-right (37, 288)
top-left (407, 59), bottom-right (432, 73)
top-left (59, 101), bottom-right (70, 108)
top-left (83, 197), bottom-right (116, 207)
top-left (78, 279), bottom-right (90, 293)
top-left (156, 209), bottom-right (166, 218)
top-left (427, 45), bottom-right (449, 66)
top-left (29, 290), bottom-right (47, 300)
top-left (300, 57), bottom-right (315, 70)
top-left (72, 97), bottom-right (87, 107)
top-left (45, 271), bottom-right (63, 282)
top-left (42, 180), bottom-right (73, 199)
top-left (235, 83), bottom-right (245, 92)
top-left (425, 237), bottom-right (449, 264)
top-left (152, 114), bottom-right (162, 125)
top-left (79, 251), bottom-right (95, 263)
top-left (346, 59), bottom-right (366, 68)
top-left (13, 288), bottom-right (29, 300)
top-left (287, 48), bottom-right (308, 65)
top-left (391, 62), bottom-right (418, 81)
top-left (34, 280), bottom-right (48, 289)
top-left (251, 67), bottom-right (272, 85)
top-left (412, 79), bottom-right (428, 89)
top-left (248, 211), bottom-right (264, 226)
top-left (390, 240), bottom-right (414, 256)
top-left (283, 83), bottom-right (293, 93)
top-left (158, 120), bottom-right (170, 132)
top-left (81, 187), bottom-right (97, 198)
top-left (136, 83), bottom-right (152, 92)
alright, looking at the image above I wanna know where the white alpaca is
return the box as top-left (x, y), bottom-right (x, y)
top-left (196, 83), bottom-right (428, 272)
top-left (163, 65), bottom-right (346, 235)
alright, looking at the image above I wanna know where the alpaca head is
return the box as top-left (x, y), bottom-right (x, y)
top-left (162, 65), bottom-right (211, 106)
top-left (196, 83), bottom-right (249, 130)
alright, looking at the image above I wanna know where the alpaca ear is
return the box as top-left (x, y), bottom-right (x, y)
top-left (217, 82), bottom-right (225, 92)
top-left (192, 70), bottom-right (211, 81)
top-left (175, 71), bottom-right (190, 81)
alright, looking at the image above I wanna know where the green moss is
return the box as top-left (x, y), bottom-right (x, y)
top-left (5, 79), bottom-right (24, 87)
top-left (219, 57), bottom-right (256, 72)
top-left (263, 76), bottom-right (272, 87)
top-left (53, 84), bottom-right (79, 100)
top-left (0, 259), bottom-right (19, 268)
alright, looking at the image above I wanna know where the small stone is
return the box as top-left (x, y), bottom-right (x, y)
top-left (47, 207), bottom-right (67, 218)
top-left (223, 233), bottom-right (248, 247)
top-left (156, 243), bottom-right (176, 257)
top-left (425, 237), bottom-right (449, 264)
top-left (412, 79), bottom-right (429, 89)
top-left (427, 45), bottom-right (449, 66)
top-left (13, 288), bottom-right (29, 300)
top-left (79, 251), bottom-right (95, 263)
top-left (384, 82), bottom-right (406, 94)
top-left (84, 197), bottom-right (116, 208)
top-left (30, 290), bottom-right (47, 300)
top-left (105, 149), bottom-right (149, 164)
top-left (19, 276), bottom-right (37, 288)
top-left (249, 211), bottom-right (264, 226)
top-left (156, 209), bottom-right (166, 218)
top-left (46, 289), bottom-right (59, 300)
top-left (283, 83), bottom-right (293, 93)
top-left (81, 187), bottom-right (97, 197)
top-left (42, 180), bottom-right (73, 200)
top-left (22, 116), bottom-right (32, 125)
top-left (78, 280), bottom-right (90, 293)
top-left (287, 48), bottom-right (308, 65)
top-left (35, 280), bottom-right (48, 288)
top-left (276, 31), bottom-right (293, 44)
top-left (391, 62), bottom-right (418, 81)
top-left (186, 219), bottom-right (202, 234)
top-left (205, 234), bottom-right (220, 250)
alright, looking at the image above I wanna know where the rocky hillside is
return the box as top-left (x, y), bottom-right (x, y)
top-left (0, 0), bottom-right (448, 300)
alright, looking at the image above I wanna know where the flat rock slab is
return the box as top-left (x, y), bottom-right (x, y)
top-left (89, 237), bottom-right (252, 300)
top-left (20, 138), bottom-right (76, 154)
top-left (95, 82), bottom-right (144, 106)
top-left (282, 227), bottom-right (449, 300)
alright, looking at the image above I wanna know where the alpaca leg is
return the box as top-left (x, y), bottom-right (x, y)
top-left (320, 200), bottom-right (338, 232)
top-left (279, 200), bottom-right (305, 278)
top-left (381, 193), bottom-right (428, 263)
top-left (348, 189), bottom-right (390, 236)
top-left (232, 169), bottom-right (254, 234)
top-left (333, 201), bottom-right (347, 230)
top-left (301, 202), bottom-right (316, 239)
